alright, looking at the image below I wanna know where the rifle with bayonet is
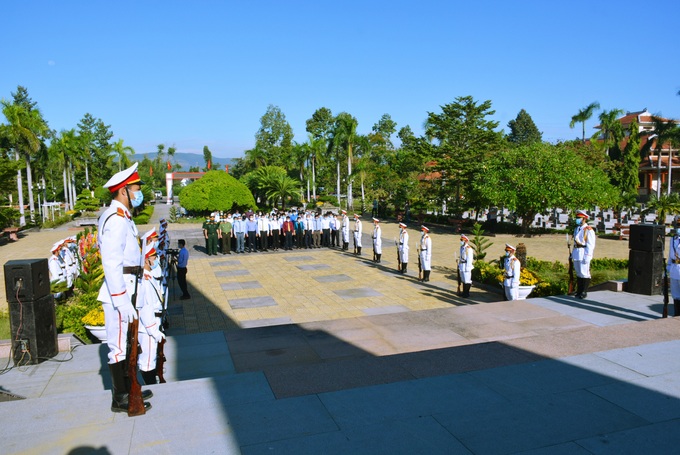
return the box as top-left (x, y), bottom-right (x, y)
top-left (456, 254), bottom-right (462, 295)
top-left (663, 255), bottom-right (670, 318)
top-left (395, 237), bottom-right (401, 272)
top-left (417, 246), bottom-right (422, 281)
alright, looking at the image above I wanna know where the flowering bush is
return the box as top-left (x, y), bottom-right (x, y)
top-left (82, 306), bottom-right (104, 326)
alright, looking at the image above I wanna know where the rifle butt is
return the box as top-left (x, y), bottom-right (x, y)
top-left (157, 337), bottom-right (167, 384)
top-left (127, 319), bottom-right (146, 416)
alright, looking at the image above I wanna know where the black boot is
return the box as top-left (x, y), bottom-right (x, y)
top-left (358, 247), bottom-right (362, 255)
top-left (674, 300), bottom-right (680, 317)
top-left (578, 278), bottom-right (590, 299)
top-left (424, 270), bottom-right (430, 282)
top-left (377, 254), bottom-right (381, 263)
top-left (141, 369), bottom-right (158, 385)
top-left (109, 362), bottom-right (151, 413)
top-left (462, 283), bottom-right (471, 297)
top-left (574, 277), bottom-right (584, 298)
top-left (123, 360), bottom-right (154, 399)
top-left (403, 263), bottom-right (408, 273)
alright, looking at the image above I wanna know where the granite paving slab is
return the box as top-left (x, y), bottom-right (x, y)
top-left (228, 296), bottom-right (277, 309)
top-left (296, 264), bottom-right (331, 271)
top-left (333, 288), bottom-right (383, 299)
top-left (215, 269), bottom-right (251, 277)
top-left (283, 255), bottom-right (315, 262)
top-left (210, 260), bottom-right (242, 266)
top-left (240, 317), bottom-right (294, 328)
top-left (361, 305), bottom-right (409, 315)
top-left (313, 274), bottom-right (352, 283)
top-left (221, 281), bottom-right (262, 290)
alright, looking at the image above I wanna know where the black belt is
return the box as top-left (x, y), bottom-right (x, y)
top-left (505, 275), bottom-right (514, 279)
top-left (123, 266), bottom-right (142, 275)
top-left (574, 245), bottom-right (585, 248)
top-left (154, 312), bottom-right (164, 317)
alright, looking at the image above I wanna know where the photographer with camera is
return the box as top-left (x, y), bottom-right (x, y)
top-left (176, 239), bottom-right (190, 300)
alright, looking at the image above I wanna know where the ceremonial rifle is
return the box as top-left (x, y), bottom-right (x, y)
top-left (566, 233), bottom-right (575, 295)
top-left (456, 254), bottom-right (462, 294)
top-left (126, 317), bottom-right (145, 416)
top-left (395, 237), bottom-right (401, 271)
top-left (417, 247), bottom-right (422, 281)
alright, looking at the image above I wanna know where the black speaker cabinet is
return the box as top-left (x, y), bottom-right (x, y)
top-left (4, 258), bottom-right (51, 303)
top-left (8, 293), bottom-right (58, 365)
top-left (627, 250), bottom-right (664, 295)
top-left (629, 224), bottom-right (665, 252)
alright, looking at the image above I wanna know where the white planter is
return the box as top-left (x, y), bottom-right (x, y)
top-left (517, 285), bottom-right (535, 300)
top-left (85, 325), bottom-right (107, 342)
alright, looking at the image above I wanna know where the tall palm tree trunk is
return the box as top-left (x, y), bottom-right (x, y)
top-left (15, 150), bottom-right (26, 226)
top-left (312, 155), bottom-right (317, 201)
top-left (25, 155), bottom-right (35, 222)
top-left (62, 166), bottom-right (69, 211)
top-left (70, 161), bottom-right (77, 209)
top-left (336, 159), bottom-right (341, 210)
top-left (668, 147), bottom-right (673, 195)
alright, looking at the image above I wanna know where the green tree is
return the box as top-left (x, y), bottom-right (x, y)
top-left (77, 113), bottom-right (114, 189)
top-left (179, 170), bottom-right (256, 213)
top-left (592, 108), bottom-right (624, 160)
top-left (507, 109), bottom-right (542, 145)
top-left (112, 139), bottom-right (134, 171)
top-left (641, 115), bottom-right (680, 197)
top-left (330, 112), bottom-right (359, 210)
top-left (642, 193), bottom-right (680, 225)
top-left (203, 145), bottom-right (213, 171)
top-left (254, 104), bottom-right (294, 168)
top-left (570, 101), bottom-right (600, 142)
top-left (473, 142), bottom-right (618, 232)
top-left (425, 96), bottom-right (504, 214)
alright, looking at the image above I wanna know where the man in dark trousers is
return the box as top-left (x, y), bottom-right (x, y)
top-left (177, 239), bottom-right (190, 300)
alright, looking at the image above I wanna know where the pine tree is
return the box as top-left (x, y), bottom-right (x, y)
top-left (507, 109), bottom-right (542, 145)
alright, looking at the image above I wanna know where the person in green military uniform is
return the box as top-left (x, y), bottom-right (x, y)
top-left (202, 217), bottom-right (210, 252)
top-left (218, 214), bottom-right (233, 254)
top-left (203, 215), bottom-right (220, 256)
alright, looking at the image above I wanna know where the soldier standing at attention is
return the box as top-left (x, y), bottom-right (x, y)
top-left (458, 234), bottom-right (475, 297)
top-left (419, 225), bottom-right (432, 281)
top-left (353, 214), bottom-right (363, 255)
top-left (97, 163), bottom-right (152, 413)
top-left (398, 222), bottom-right (409, 273)
top-left (218, 214), bottom-right (232, 255)
top-left (341, 210), bottom-right (350, 250)
top-left (372, 218), bottom-right (382, 262)
top-left (203, 215), bottom-right (219, 256)
top-left (137, 241), bottom-right (165, 385)
top-left (503, 244), bottom-right (521, 301)
top-left (667, 217), bottom-right (680, 312)
top-left (571, 210), bottom-right (596, 299)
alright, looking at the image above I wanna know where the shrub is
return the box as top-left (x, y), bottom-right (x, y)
top-left (132, 205), bottom-right (154, 225)
top-left (471, 223), bottom-right (493, 260)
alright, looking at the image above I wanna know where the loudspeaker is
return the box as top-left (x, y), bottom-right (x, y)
top-left (8, 294), bottom-right (58, 365)
top-left (4, 259), bottom-right (51, 303)
top-left (627, 250), bottom-right (664, 295)
top-left (629, 224), bottom-right (665, 252)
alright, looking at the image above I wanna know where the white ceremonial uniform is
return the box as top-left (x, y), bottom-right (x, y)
top-left (354, 219), bottom-right (362, 248)
top-left (419, 233), bottom-right (432, 271)
top-left (503, 253), bottom-right (521, 301)
top-left (373, 224), bottom-right (382, 255)
top-left (138, 269), bottom-right (164, 372)
top-left (48, 254), bottom-right (66, 284)
top-left (342, 215), bottom-right (350, 244)
top-left (571, 223), bottom-right (596, 278)
top-left (97, 199), bottom-right (142, 364)
top-left (399, 229), bottom-right (409, 264)
top-left (458, 243), bottom-right (475, 284)
top-left (668, 234), bottom-right (680, 300)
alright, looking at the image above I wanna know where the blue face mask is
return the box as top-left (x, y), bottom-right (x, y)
top-left (575, 218), bottom-right (582, 226)
top-left (151, 258), bottom-right (160, 270)
top-left (676, 228), bottom-right (680, 236)
top-left (505, 251), bottom-right (510, 257)
top-left (130, 190), bottom-right (144, 208)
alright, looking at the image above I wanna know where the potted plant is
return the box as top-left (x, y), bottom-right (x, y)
top-left (82, 307), bottom-right (106, 342)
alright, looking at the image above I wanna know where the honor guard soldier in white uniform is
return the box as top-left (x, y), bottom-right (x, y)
top-left (48, 242), bottom-right (66, 284)
top-left (97, 162), bottom-right (152, 413)
top-left (138, 240), bottom-right (166, 385)
top-left (419, 225), bottom-right (432, 281)
top-left (353, 214), bottom-right (363, 255)
top-left (398, 222), bottom-right (409, 273)
top-left (372, 218), bottom-right (382, 262)
top-left (667, 217), bottom-right (680, 313)
top-left (341, 210), bottom-right (350, 250)
top-left (503, 244), bottom-right (521, 301)
top-left (571, 210), bottom-right (596, 299)
top-left (458, 234), bottom-right (475, 297)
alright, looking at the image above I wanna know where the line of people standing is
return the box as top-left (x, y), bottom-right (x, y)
top-left (202, 209), bottom-right (350, 255)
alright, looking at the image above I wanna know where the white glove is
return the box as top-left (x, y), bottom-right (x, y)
top-left (116, 302), bottom-right (138, 323)
top-left (150, 329), bottom-right (166, 343)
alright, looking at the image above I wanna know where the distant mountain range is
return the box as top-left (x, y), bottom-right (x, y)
top-left (131, 152), bottom-right (238, 171)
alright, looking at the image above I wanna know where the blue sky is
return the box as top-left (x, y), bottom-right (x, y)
top-left (3, 1), bottom-right (679, 158)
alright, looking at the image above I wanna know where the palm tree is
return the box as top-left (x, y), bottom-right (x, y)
top-left (1, 101), bottom-right (49, 225)
top-left (642, 116), bottom-right (680, 197)
top-left (265, 174), bottom-right (299, 210)
top-left (331, 113), bottom-right (358, 210)
top-left (642, 193), bottom-right (680, 225)
top-left (570, 101), bottom-right (600, 142)
top-left (307, 135), bottom-right (325, 203)
top-left (112, 139), bottom-right (134, 171)
top-left (593, 108), bottom-right (624, 158)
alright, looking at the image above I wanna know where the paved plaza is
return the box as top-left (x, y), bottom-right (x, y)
top-left (1, 204), bottom-right (679, 454)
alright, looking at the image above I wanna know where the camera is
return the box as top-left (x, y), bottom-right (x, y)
top-left (166, 248), bottom-right (179, 256)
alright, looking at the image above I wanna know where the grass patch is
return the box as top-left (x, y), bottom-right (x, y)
top-left (0, 311), bottom-right (11, 339)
